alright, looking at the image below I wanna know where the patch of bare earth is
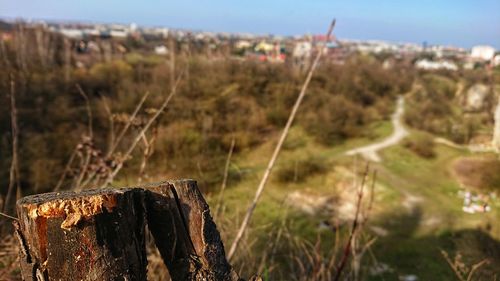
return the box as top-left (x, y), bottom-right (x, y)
top-left (286, 166), bottom-right (371, 222)
top-left (451, 156), bottom-right (500, 191)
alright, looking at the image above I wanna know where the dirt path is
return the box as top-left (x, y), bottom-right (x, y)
top-left (346, 96), bottom-right (409, 162)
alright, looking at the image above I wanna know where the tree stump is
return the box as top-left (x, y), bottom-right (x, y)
top-left (14, 180), bottom-right (243, 281)
top-left (144, 180), bottom-right (240, 281)
top-left (15, 188), bottom-right (147, 281)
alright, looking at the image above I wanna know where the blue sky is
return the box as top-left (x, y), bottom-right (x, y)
top-left (1, 0), bottom-right (499, 48)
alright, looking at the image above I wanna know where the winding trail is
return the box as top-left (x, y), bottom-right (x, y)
top-left (346, 96), bottom-right (408, 162)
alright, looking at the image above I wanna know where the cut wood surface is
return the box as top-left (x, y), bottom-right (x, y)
top-left (14, 180), bottom-right (242, 281)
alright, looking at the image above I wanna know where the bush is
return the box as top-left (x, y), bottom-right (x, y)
top-left (302, 94), bottom-right (368, 145)
top-left (403, 134), bottom-right (436, 159)
top-left (276, 155), bottom-right (328, 183)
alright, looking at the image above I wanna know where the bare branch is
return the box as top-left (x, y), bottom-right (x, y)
top-left (76, 84), bottom-right (93, 139)
top-left (215, 137), bottom-right (236, 218)
top-left (440, 250), bottom-right (466, 281)
top-left (53, 146), bottom-right (77, 191)
top-left (0, 211), bottom-right (18, 221)
top-left (333, 162), bottom-right (369, 281)
top-left (100, 96), bottom-right (115, 151)
top-left (467, 259), bottom-right (489, 281)
top-left (3, 75), bottom-right (21, 215)
top-left (107, 91), bottom-right (151, 157)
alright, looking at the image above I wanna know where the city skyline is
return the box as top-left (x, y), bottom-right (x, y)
top-left (1, 0), bottom-right (499, 49)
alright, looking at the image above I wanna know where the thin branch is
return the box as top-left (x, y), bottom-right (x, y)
top-left (107, 91), bottom-right (151, 157)
top-left (53, 146), bottom-right (77, 191)
top-left (169, 37), bottom-right (176, 91)
top-left (71, 85), bottom-right (94, 191)
top-left (361, 170), bottom-right (377, 226)
top-left (138, 126), bottom-right (158, 183)
top-left (333, 162), bottom-right (369, 281)
top-left (73, 149), bottom-right (91, 191)
top-left (0, 211), bottom-right (18, 221)
top-left (440, 250), bottom-right (466, 281)
top-left (227, 18), bottom-right (337, 261)
top-left (215, 137), bottom-right (236, 218)
top-left (3, 75), bottom-right (21, 214)
top-left (100, 96), bottom-right (115, 152)
top-left (76, 84), bottom-right (93, 139)
top-left (466, 259), bottom-right (489, 281)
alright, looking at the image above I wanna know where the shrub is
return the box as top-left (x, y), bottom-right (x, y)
top-left (276, 155), bottom-right (328, 183)
top-left (302, 94), bottom-right (368, 145)
top-left (403, 134), bottom-right (436, 159)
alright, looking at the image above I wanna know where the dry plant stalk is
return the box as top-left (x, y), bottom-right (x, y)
top-left (215, 137), bottom-right (236, 218)
top-left (441, 250), bottom-right (489, 281)
top-left (107, 91), bottom-right (151, 157)
top-left (100, 97), bottom-right (115, 153)
top-left (100, 70), bottom-right (185, 188)
top-left (227, 18), bottom-right (337, 261)
top-left (54, 90), bottom-right (151, 191)
top-left (333, 163), bottom-right (369, 281)
top-left (3, 75), bottom-right (21, 215)
top-left (53, 147), bottom-right (77, 191)
top-left (73, 84), bottom-right (94, 190)
top-left (79, 90), bottom-right (152, 190)
top-left (138, 126), bottom-right (159, 183)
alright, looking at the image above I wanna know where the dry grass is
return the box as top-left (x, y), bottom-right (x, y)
top-left (0, 233), bottom-right (21, 281)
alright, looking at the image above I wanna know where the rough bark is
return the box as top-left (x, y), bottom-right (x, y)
top-left (143, 180), bottom-right (240, 281)
top-left (14, 180), bottom-right (243, 281)
top-left (15, 188), bottom-right (147, 281)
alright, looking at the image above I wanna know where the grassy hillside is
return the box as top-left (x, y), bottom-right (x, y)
top-left (209, 123), bottom-right (500, 279)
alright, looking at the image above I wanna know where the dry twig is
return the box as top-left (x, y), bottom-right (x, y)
top-left (215, 137), bottom-right (236, 218)
top-left (3, 75), bottom-right (21, 215)
top-left (107, 91), bottom-right (151, 157)
top-left (333, 163), bottom-right (369, 281)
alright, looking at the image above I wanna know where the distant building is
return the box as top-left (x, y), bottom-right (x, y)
top-left (110, 28), bottom-right (128, 38)
top-left (493, 54), bottom-right (500, 67)
top-left (235, 40), bottom-right (251, 49)
top-left (254, 41), bottom-right (274, 53)
top-left (154, 45), bottom-right (168, 55)
top-left (59, 28), bottom-right (83, 39)
top-left (415, 59), bottom-right (458, 71)
top-left (471, 45), bottom-right (496, 61)
top-left (130, 23), bottom-right (138, 33)
top-left (292, 41), bottom-right (312, 59)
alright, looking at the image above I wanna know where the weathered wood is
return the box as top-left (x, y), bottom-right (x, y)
top-left (14, 180), bottom-right (243, 281)
top-left (144, 180), bottom-right (240, 281)
top-left (15, 188), bottom-right (147, 281)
